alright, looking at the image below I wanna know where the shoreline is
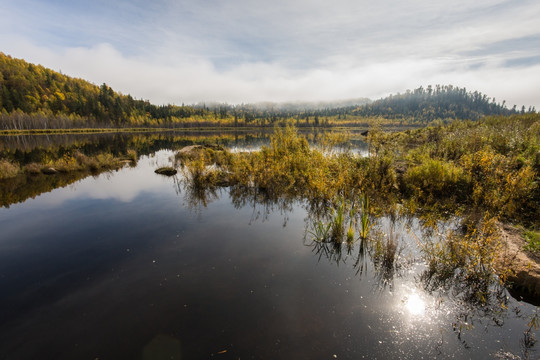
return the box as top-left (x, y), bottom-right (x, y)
top-left (495, 223), bottom-right (540, 303)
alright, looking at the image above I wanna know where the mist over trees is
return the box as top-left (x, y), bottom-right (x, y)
top-left (352, 85), bottom-right (531, 122)
top-left (0, 53), bottom-right (533, 130)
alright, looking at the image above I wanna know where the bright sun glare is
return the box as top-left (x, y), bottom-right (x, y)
top-left (405, 293), bottom-right (426, 316)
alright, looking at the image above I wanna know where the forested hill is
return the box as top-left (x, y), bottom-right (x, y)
top-left (0, 53), bottom-right (208, 128)
top-left (351, 85), bottom-right (528, 122)
top-left (0, 53), bottom-right (531, 130)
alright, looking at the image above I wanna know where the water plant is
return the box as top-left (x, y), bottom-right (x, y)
top-left (359, 193), bottom-right (372, 240)
top-left (330, 200), bottom-right (346, 243)
top-left (308, 219), bottom-right (332, 243)
top-left (371, 225), bottom-right (402, 283)
top-left (522, 311), bottom-right (539, 360)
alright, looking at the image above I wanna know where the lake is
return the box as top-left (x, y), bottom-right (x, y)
top-left (0, 131), bottom-right (537, 359)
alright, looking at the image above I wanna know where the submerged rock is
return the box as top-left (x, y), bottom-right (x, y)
top-left (154, 167), bottom-right (177, 176)
top-left (41, 167), bottom-right (58, 175)
top-left (178, 144), bottom-right (225, 157)
top-left (178, 145), bottom-right (203, 155)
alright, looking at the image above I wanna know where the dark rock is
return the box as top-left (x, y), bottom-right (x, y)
top-left (155, 167), bottom-right (177, 176)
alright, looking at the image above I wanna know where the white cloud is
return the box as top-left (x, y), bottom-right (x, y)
top-left (1, 0), bottom-right (540, 108)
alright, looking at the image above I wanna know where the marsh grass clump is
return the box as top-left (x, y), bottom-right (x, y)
top-left (180, 153), bottom-right (229, 187)
top-left (86, 158), bottom-right (100, 172)
top-left (329, 201), bottom-right (346, 243)
top-left (460, 148), bottom-right (537, 223)
top-left (126, 149), bottom-right (138, 163)
top-left (94, 153), bottom-right (122, 170)
top-left (309, 220), bottom-right (332, 243)
top-left (521, 312), bottom-right (539, 360)
top-left (394, 114), bottom-right (540, 227)
top-left (308, 197), bottom-right (354, 244)
top-left (179, 125), bottom-right (386, 204)
top-left (0, 159), bottom-right (20, 179)
top-left (404, 157), bottom-right (469, 204)
top-left (23, 162), bottom-right (42, 175)
top-left (176, 144), bottom-right (234, 188)
top-left (371, 226), bottom-right (403, 281)
top-left (51, 153), bottom-right (81, 172)
top-left (176, 144), bottom-right (230, 165)
top-left (359, 193), bottom-right (372, 240)
top-left (35, 151), bottom-right (126, 174)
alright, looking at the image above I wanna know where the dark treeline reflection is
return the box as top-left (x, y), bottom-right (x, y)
top-left (0, 131), bottom-right (272, 207)
top-left (0, 131), bottom-right (273, 164)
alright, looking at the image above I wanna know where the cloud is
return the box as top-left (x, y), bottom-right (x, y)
top-left (1, 0), bottom-right (540, 108)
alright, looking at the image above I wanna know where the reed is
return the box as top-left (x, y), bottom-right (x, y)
top-left (359, 193), bottom-right (372, 240)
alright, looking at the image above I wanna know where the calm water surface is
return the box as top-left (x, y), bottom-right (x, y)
top-left (0, 136), bottom-right (538, 359)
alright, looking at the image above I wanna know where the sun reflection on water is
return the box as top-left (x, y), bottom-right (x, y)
top-left (405, 293), bottom-right (426, 317)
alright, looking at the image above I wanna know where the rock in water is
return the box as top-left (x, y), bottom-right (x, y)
top-left (41, 167), bottom-right (58, 175)
top-left (155, 167), bottom-right (177, 176)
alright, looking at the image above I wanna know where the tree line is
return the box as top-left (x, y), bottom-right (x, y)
top-left (0, 53), bottom-right (210, 129)
top-left (0, 53), bottom-right (534, 130)
top-left (351, 85), bottom-right (533, 122)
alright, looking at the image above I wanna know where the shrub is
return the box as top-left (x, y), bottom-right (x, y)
top-left (24, 162), bottom-right (43, 175)
top-left (524, 230), bottom-right (540, 253)
top-left (126, 149), bottom-right (137, 163)
top-left (0, 159), bottom-right (19, 179)
top-left (404, 158), bottom-right (469, 202)
top-left (460, 149), bottom-right (537, 222)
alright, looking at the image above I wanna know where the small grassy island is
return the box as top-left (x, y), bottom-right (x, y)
top-left (0, 150), bottom-right (137, 179)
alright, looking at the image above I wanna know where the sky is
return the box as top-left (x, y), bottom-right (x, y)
top-left (1, 0), bottom-right (539, 108)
